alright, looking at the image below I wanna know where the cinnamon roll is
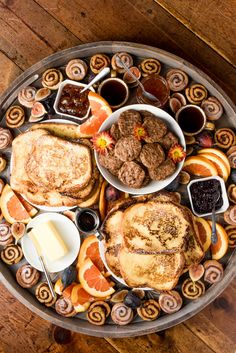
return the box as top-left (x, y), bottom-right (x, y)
top-left (111, 52), bottom-right (133, 73)
top-left (159, 291), bottom-right (183, 314)
top-left (0, 222), bottom-right (13, 246)
top-left (35, 282), bottom-right (57, 307)
top-left (87, 301), bottom-right (110, 325)
top-left (201, 97), bottom-right (223, 121)
top-left (55, 297), bottom-right (76, 317)
top-left (111, 303), bottom-right (133, 325)
top-left (185, 84), bottom-right (208, 104)
top-left (214, 128), bottom-right (236, 149)
top-left (166, 69), bottom-right (188, 92)
top-left (182, 279), bottom-right (205, 299)
top-left (90, 54), bottom-right (110, 74)
top-left (137, 299), bottom-right (160, 321)
top-left (139, 58), bottom-right (161, 77)
top-left (1, 244), bottom-right (23, 265)
top-left (6, 105), bottom-right (25, 128)
top-left (65, 59), bottom-right (88, 81)
top-left (0, 128), bottom-right (13, 149)
top-left (203, 260), bottom-right (223, 284)
top-left (18, 86), bottom-right (36, 108)
top-left (0, 156), bottom-right (6, 172)
top-left (16, 264), bottom-right (40, 288)
top-left (42, 68), bottom-right (63, 90)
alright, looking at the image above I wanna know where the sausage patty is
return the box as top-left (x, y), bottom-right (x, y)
top-left (110, 123), bottom-right (121, 141)
top-left (141, 111), bottom-right (167, 143)
top-left (115, 136), bottom-right (142, 162)
top-left (118, 161), bottom-right (146, 188)
top-left (140, 143), bottom-right (165, 169)
top-left (99, 149), bottom-right (123, 176)
top-left (159, 131), bottom-right (178, 150)
top-left (118, 110), bottom-right (142, 137)
top-left (148, 159), bottom-right (176, 181)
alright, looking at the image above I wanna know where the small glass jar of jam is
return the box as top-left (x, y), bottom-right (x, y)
top-left (136, 74), bottom-right (170, 108)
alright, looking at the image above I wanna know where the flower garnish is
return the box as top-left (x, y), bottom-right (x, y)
top-left (91, 131), bottom-right (114, 154)
top-left (134, 124), bottom-right (148, 140)
top-left (168, 144), bottom-right (186, 163)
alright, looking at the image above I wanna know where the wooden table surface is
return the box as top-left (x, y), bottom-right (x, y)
top-left (0, 1), bottom-right (235, 352)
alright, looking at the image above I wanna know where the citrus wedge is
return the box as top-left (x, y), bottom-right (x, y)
top-left (15, 192), bottom-right (38, 217)
top-left (208, 221), bottom-right (229, 260)
top-left (198, 148), bottom-right (231, 175)
top-left (77, 235), bottom-right (104, 271)
top-left (0, 184), bottom-right (31, 224)
top-left (76, 92), bottom-right (112, 137)
top-left (199, 153), bottom-right (229, 181)
top-left (183, 155), bottom-right (218, 177)
top-left (79, 258), bottom-right (115, 297)
top-left (71, 284), bottom-right (95, 306)
top-left (195, 217), bottom-right (212, 252)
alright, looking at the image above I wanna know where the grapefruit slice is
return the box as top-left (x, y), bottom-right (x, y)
top-left (79, 258), bottom-right (115, 297)
top-left (71, 284), bottom-right (94, 306)
top-left (208, 221), bottom-right (229, 260)
top-left (198, 148), bottom-right (231, 174)
top-left (76, 92), bottom-right (112, 137)
top-left (183, 155), bottom-right (218, 177)
top-left (195, 217), bottom-right (212, 252)
top-left (199, 153), bottom-right (229, 181)
top-left (15, 192), bottom-right (38, 217)
top-left (77, 235), bottom-right (104, 271)
top-left (0, 184), bottom-right (31, 224)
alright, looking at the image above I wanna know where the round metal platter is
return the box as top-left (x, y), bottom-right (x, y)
top-left (0, 41), bottom-right (236, 338)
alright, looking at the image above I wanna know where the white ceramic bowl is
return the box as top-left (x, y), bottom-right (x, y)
top-left (95, 104), bottom-right (186, 195)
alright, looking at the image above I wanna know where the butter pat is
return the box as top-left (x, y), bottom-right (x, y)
top-left (29, 221), bottom-right (68, 261)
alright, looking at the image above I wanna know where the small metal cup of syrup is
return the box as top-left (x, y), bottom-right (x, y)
top-left (98, 78), bottom-right (129, 109)
top-left (75, 207), bottom-right (100, 234)
top-left (175, 104), bottom-right (206, 136)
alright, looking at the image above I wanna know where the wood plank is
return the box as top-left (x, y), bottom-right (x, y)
top-left (0, 51), bottom-right (22, 94)
top-left (1, 0), bottom-right (80, 52)
top-left (154, 0), bottom-right (236, 67)
top-left (127, 0), bottom-right (236, 102)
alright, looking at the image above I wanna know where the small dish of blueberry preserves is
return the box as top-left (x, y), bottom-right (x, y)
top-left (187, 176), bottom-right (229, 217)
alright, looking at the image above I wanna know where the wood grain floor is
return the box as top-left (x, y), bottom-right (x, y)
top-left (0, 1), bottom-right (235, 352)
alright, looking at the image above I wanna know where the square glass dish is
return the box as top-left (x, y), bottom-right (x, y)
top-left (187, 176), bottom-right (229, 217)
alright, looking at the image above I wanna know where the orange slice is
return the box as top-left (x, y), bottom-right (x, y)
top-left (199, 153), bottom-right (229, 181)
top-left (195, 217), bottom-right (212, 252)
top-left (0, 184), bottom-right (31, 224)
top-left (15, 192), bottom-right (38, 217)
top-left (198, 148), bottom-right (231, 175)
top-left (71, 284), bottom-right (95, 306)
top-left (208, 221), bottom-right (229, 260)
top-left (77, 235), bottom-right (104, 271)
top-left (62, 282), bottom-right (77, 299)
top-left (79, 258), bottom-right (115, 297)
top-left (183, 155), bottom-right (218, 177)
top-left (76, 92), bottom-right (112, 137)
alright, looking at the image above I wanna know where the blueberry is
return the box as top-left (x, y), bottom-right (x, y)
top-left (61, 265), bottom-right (77, 289)
top-left (124, 291), bottom-right (142, 309)
top-left (165, 176), bottom-right (180, 192)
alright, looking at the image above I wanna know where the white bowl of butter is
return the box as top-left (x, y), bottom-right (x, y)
top-left (22, 213), bottom-right (81, 273)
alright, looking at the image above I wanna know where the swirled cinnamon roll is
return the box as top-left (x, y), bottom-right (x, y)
top-left (166, 69), bottom-right (188, 92)
top-left (55, 297), bottom-right (76, 317)
top-left (0, 156), bottom-right (6, 172)
top-left (6, 105), bottom-right (25, 128)
top-left (182, 279), bottom-right (205, 299)
top-left (18, 86), bottom-right (36, 108)
top-left (214, 128), bottom-right (236, 149)
top-left (90, 54), bottom-right (110, 74)
top-left (111, 303), bottom-right (133, 325)
top-left (42, 68), bottom-right (63, 90)
top-left (137, 299), bottom-right (160, 321)
top-left (139, 58), bottom-right (161, 77)
top-left (185, 84), bottom-right (208, 104)
top-left (0, 222), bottom-right (13, 246)
top-left (159, 291), bottom-right (183, 314)
top-left (16, 264), bottom-right (40, 288)
top-left (227, 231), bottom-right (236, 248)
top-left (111, 52), bottom-right (133, 73)
top-left (203, 260), bottom-right (223, 284)
top-left (65, 59), bottom-right (88, 81)
top-left (1, 244), bottom-right (23, 265)
top-left (35, 282), bottom-right (57, 307)
top-left (87, 301), bottom-right (110, 325)
top-left (201, 97), bottom-right (223, 121)
top-left (0, 128), bottom-right (13, 150)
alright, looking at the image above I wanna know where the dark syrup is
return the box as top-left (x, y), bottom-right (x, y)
top-left (76, 210), bottom-right (98, 232)
top-left (100, 80), bottom-right (127, 106)
top-left (178, 106), bottom-right (204, 134)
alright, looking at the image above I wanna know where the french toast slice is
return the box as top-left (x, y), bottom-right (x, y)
top-left (119, 246), bottom-right (185, 291)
